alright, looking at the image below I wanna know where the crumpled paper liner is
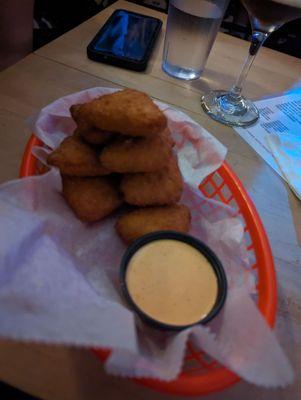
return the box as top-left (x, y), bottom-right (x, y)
top-left (267, 132), bottom-right (301, 200)
top-left (0, 87), bottom-right (294, 387)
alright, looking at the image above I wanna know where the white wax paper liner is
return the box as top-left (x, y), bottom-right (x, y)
top-left (0, 87), bottom-right (294, 387)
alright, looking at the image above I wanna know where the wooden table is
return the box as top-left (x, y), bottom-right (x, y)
top-left (0, 1), bottom-right (300, 399)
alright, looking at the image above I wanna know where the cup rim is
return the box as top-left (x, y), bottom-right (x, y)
top-left (120, 231), bottom-right (227, 331)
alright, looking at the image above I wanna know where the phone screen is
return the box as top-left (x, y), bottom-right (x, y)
top-left (92, 10), bottom-right (160, 61)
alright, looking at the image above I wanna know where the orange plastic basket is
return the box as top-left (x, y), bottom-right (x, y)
top-left (20, 134), bottom-right (277, 397)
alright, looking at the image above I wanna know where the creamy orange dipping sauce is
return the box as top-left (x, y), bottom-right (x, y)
top-left (126, 239), bottom-right (218, 326)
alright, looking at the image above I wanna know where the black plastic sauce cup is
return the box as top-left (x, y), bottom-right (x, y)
top-left (120, 231), bottom-right (227, 331)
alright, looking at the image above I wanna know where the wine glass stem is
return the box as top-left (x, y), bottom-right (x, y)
top-left (228, 31), bottom-right (269, 102)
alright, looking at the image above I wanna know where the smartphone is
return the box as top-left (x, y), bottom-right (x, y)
top-left (87, 9), bottom-right (162, 71)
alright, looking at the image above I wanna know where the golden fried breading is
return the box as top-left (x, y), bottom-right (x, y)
top-left (115, 204), bottom-right (191, 244)
top-left (78, 128), bottom-right (114, 145)
top-left (120, 155), bottom-right (183, 206)
top-left (62, 176), bottom-right (123, 222)
top-left (71, 105), bottom-right (114, 145)
top-left (47, 135), bottom-right (109, 176)
top-left (71, 89), bottom-right (167, 137)
top-left (70, 104), bottom-right (82, 120)
top-left (160, 128), bottom-right (175, 148)
top-left (99, 130), bottom-right (172, 173)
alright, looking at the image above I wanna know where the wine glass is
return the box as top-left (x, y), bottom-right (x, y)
top-left (201, 0), bottom-right (301, 127)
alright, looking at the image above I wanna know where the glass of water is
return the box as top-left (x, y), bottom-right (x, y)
top-left (162, 0), bottom-right (229, 81)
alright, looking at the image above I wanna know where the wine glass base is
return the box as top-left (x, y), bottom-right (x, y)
top-left (201, 90), bottom-right (259, 127)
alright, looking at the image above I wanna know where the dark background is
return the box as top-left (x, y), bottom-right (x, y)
top-left (33, 0), bottom-right (300, 58)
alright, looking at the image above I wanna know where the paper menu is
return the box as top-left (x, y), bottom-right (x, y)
top-left (234, 92), bottom-right (301, 179)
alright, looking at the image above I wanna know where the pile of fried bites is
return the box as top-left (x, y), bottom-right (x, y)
top-left (47, 89), bottom-right (191, 244)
